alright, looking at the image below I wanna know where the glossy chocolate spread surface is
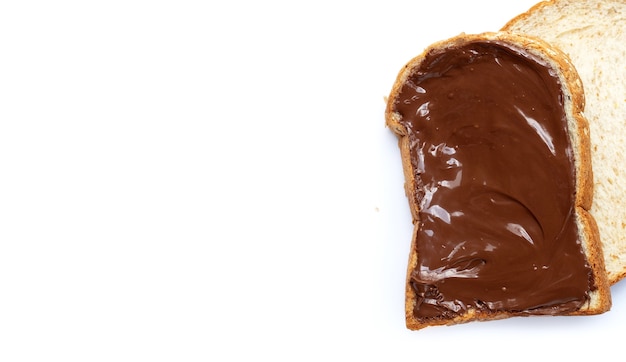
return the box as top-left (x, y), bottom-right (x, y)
top-left (393, 41), bottom-right (593, 321)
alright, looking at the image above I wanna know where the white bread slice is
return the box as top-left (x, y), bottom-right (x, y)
top-left (385, 32), bottom-right (611, 330)
top-left (503, 0), bottom-right (626, 285)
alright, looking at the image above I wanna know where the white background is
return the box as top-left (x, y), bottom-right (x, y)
top-left (1, 0), bottom-right (624, 360)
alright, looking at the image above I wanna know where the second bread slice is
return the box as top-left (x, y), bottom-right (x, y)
top-left (503, 0), bottom-right (626, 285)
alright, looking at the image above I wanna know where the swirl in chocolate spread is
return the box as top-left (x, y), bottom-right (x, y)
top-left (393, 41), bottom-right (594, 321)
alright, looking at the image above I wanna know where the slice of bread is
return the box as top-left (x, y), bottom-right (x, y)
top-left (385, 32), bottom-right (611, 330)
top-left (503, 0), bottom-right (626, 285)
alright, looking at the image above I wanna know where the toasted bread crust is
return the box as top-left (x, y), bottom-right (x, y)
top-left (502, 1), bottom-right (554, 34)
top-left (386, 32), bottom-right (611, 330)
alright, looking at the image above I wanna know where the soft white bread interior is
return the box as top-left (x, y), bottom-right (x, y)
top-left (503, 0), bottom-right (626, 285)
top-left (386, 32), bottom-right (611, 330)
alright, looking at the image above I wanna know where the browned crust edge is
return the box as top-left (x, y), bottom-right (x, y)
top-left (385, 32), bottom-right (611, 330)
top-left (501, 0), bottom-right (555, 33)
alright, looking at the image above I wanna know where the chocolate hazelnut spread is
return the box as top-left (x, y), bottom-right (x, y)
top-left (392, 41), bottom-right (594, 322)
